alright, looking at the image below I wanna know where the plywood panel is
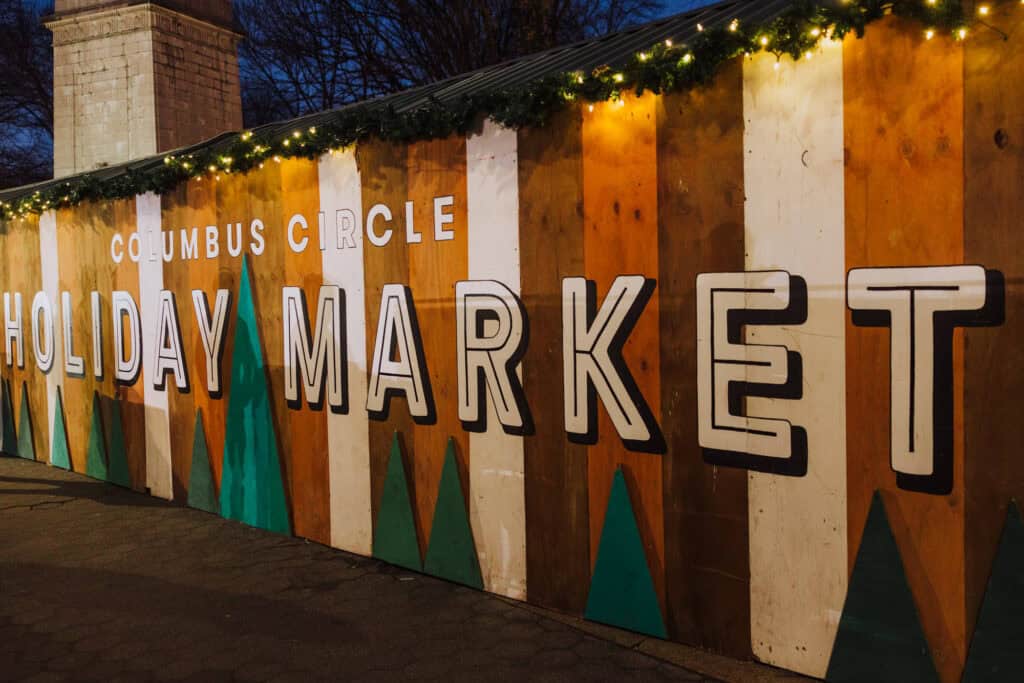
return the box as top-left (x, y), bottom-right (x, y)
top-left (137, 193), bottom-right (171, 499)
top-left (407, 135), bottom-right (469, 550)
top-left (844, 17), bottom-right (966, 683)
top-left (4, 215), bottom-right (48, 461)
top-left (40, 210), bottom-right (65, 468)
top-left (111, 198), bottom-right (146, 491)
top-left (743, 45), bottom-right (848, 677)
top-left (466, 120), bottom-right (527, 600)
top-left (656, 60), bottom-right (750, 655)
top-left (280, 157), bottom-right (330, 544)
top-left (357, 140), bottom-right (414, 533)
top-left (319, 148), bottom-right (373, 555)
top-left (581, 92), bottom-right (665, 604)
top-left (963, 2), bottom-right (1024, 644)
top-left (519, 108), bottom-right (589, 613)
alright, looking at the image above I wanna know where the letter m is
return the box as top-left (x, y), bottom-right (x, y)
top-left (282, 286), bottom-right (347, 412)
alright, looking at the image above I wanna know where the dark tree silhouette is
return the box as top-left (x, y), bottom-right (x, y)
top-left (0, 0), bottom-right (53, 187)
top-left (235, 0), bottom-right (663, 126)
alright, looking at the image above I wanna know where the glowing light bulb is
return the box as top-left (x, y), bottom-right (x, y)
top-left (665, 39), bottom-right (672, 47)
top-left (760, 36), bottom-right (769, 46)
top-left (682, 53), bottom-right (693, 64)
top-left (978, 5), bottom-right (990, 15)
top-left (613, 73), bottom-right (624, 82)
top-left (925, 28), bottom-right (936, 39)
top-left (639, 52), bottom-right (648, 61)
top-left (697, 23), bottom-right (704, 32)
top-left (810, 27), bottom-right (821, 37)
top-left (958, 27), bottom-right (968, 39)
top-left (729, 19), bottom-right (739, 32)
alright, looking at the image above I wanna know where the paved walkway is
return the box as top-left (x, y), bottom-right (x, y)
top-left (0, 456), bottom-right (715, 682)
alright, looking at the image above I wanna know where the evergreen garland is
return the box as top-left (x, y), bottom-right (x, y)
top-left (0, 0), bottom-right (990, 221)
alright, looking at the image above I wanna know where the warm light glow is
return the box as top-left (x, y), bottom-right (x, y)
top-left (958, 27), bottom-right (969, 39)
top-left (925, 28), bottom-right (936, 39)
top-left (283, 139), bottom-right (291, 147)
top-left (639, 52), bottom-right (648, 61)
top-left (729, 19), bottom-right (739, 32)
top-left (978, 5), bottom-right (990, 15)
top-left (617, 98), bottom-right (625, 107)
top-left (208, 165), bottom-right (216, 173)
top-left (587, 104), bottom-right (594, 112)
top-left (682, 53), bottom-right (693, 64)
top-left (773, 62), bottom-right (780, 70)
top-left (613, 73), bottom-right (624, 82)
top-left (810, 27), bottom-right (821, 37)
top-left (697, 23), bottom-right (704, 32)
top-left (309, 126), bottom-right (317, 134)
top-left (805, 51), bottom-right (814, 60)
top-left (759, 36), bottom-right (769, 46)
top-left (665, 39), bottom-right (672, 47)
top-left (292, 130), bottom-right (301, 138)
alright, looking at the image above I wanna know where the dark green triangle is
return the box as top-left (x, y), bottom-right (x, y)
top-left (584, 468), bottom-right (667, 639)
top-left (826, 491), bottom-right (939, 682)
top-left (1, 379), bottom-right (17, 456)
top-left (220, 256), bottom-right (291, 535)
top-left (187, 410), bottom-right (219, 514)
top-left (962, 502), bottom-right (1024, 682)
top-left (423, 438), bottom-right (482, 589)
top-left (372, 433), bottom-right (422, 572)
top-left (50, 387), bottom-right (71, 470)
top-left (84, 392), bottom-right (108, 481)
top-left (105, 397), bottom-right (131, 488)
top-left (17, 382), bottom-right (34, 461)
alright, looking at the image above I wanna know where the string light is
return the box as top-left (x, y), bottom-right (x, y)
top-left (6, 0), bottom-right (1020, 221)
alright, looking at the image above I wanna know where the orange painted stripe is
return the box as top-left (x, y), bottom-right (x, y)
top-left (280, 157), bottom-right (331, 544)
top-left (407, 135), bottom-right (470, 548)
top-left (843, 17), bottom-right (966, 683)
top-left (581, 92), bottom-right (666, 605)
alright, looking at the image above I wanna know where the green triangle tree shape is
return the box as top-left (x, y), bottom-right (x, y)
top-left (50, 386), bottom-right (71, 470)
top-left (826, 491), bottom-right (939, 682)
top-left (423, 438), bottom-right (483, 589)
top-left (961, 501), bottom-right (1024, 682)
top-left (105, 397), bottom-right (132, 488)
top-left (1, 379), bottom-right (17, 456)
top-left (17, 382), bottom-right (35, 461)
top-left (584, 468), bottom-right (667, 639)
top-left (84, 393), bottom-right (108, 481)
top-left (372, 433), bottom-right (422, 572)
top-left (220, 256), bottom-right (291, 535)
top-left (187, 410), bottom-right (219, 514)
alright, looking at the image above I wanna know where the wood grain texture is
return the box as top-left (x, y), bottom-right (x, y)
top-left (407, 135), bottom-right (470, 552)
top-left (280, 157), bottom-right (330, 544)
top-left (111, 199), bottom-right (146, 491)
top-left (963, 3), bottom-right (1024, 648)
top-left (466, 120), bottom-right (527, 600)
top-left (519, 108), bottom-right (590, 613)
top-left (357, 140), bottom-right (414, 537)
top-left (656, 60), bottom-right (750, 656)
top-left (3, 216), bottom-right (48, 461)
top-left (56, 201), bottom-right (113, 475)
top-left (743, 45), bottom-right (849, 677)
top-left (843, 17), bottom-right (966, 683)
top-left (581, 92), bottom-right (665, 605)
top-left (318, 148), bottom-right (373, 555)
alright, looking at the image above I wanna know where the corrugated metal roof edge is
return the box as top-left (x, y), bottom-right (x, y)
top-left (0, 0), bottom-right (786, 204)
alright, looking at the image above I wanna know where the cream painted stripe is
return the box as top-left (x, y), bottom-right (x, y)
top-left (318, 149), bottom-right (373, 555)
top-left (742, 45), bottom-right (848, 678)
top-left (136, 192), bottom-right (173, 500)
top-left (466, 120), bottom-right (526, 600)
top-left (38, 210), bottom-right (63, 465)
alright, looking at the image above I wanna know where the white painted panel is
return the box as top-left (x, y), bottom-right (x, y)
top-left (318, 149), bottom-right (373, 555)
top-left (466, 120), bottom-right (526, 600)
top-left (742, 45), bottom-right (848, 677)
top-left (38, 210), bottom-right (63, 464)
top-left (137, 192), bottom-right (173, 500)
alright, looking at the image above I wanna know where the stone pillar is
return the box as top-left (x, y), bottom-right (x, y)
top-left (46, 1), bottom-right (242, 178)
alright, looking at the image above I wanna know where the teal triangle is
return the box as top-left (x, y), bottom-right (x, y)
top-left (372, 433), bottom-right (422, 571)
top-left (187, 410), bottom-right (219, 514)
top-left (1, 379), bottom-right (17, 456)
top-left (962, 502), bottom-right (1024, 682)
top-left (826, 491), bottom-right (939, 682)
top-left (105, 397), bottom-right (131, 488)
top-left (84, 393), bottom-right (108, 481)
top-left (220, 256), bottom-right (291, 535)
top-left (423, 439), bottom-right (483, 589)
top-left (584, 468), bottom-right (667, 639)
top-left (16, 383), bottom-right (34, 461)
top-left (50, 387), bottom-right (71, 470)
